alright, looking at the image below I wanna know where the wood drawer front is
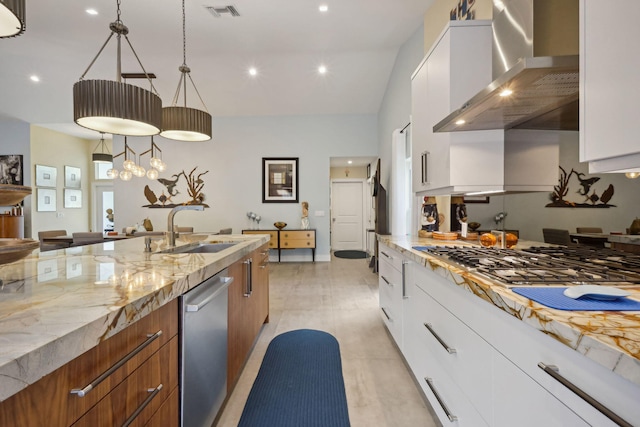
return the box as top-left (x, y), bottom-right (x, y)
top-left (281, 230), bottom-right (315, 241)
top-left (144, 386), bottom-right (179, 427)
top-left (378, 244), bottom-right (405, 272)
top-left (410, 284), bottom-right (493, 424)
top-left (242, 230), bottom-right (277, 248)
top-left (73, 336), bottom-right (178, 427)
top-left (280, 238), bottom-right (314, 248)
top-left (0, 300), bottom-right (178, 427)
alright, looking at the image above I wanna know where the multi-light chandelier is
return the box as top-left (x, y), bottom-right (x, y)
top-left (0, 0), bottom-right (25, 38)
top-left (73, 0), bottom-right (162, 136)
top-left (107, 137), bottom-right (166, 181)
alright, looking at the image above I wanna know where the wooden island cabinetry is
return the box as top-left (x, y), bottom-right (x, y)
top-left (227, 243), bottom-right (270, 391)
top-left (0, 300), bottom-right (179, 427)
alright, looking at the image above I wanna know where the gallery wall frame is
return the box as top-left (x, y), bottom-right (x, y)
top-left (0, 155), bottom-right (23, 184)
top-left (64, 166), bottom-right (81, 189)
top-left (64, 189), bottom-right (82, 208)
top-left (35, 164), bottom-right (57, 188)
top-left (37, 188), bottom-right (56, 212)
top-left (262, 157), bottom-right (299, 203)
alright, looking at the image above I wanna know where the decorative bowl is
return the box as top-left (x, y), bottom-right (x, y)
top-left (0, 184), bottom-right (32, 206)
top-left (468, 221), bottom-right (481, 231)
top-left (273, 222), bottom-right (287, 230)
top-left (0, 238), bottom-right (39, 265)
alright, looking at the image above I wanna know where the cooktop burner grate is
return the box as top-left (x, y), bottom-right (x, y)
top-left (417, 246), bottom-right (640, 285)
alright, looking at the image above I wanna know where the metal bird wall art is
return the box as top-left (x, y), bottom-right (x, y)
top-left (546, 166), bottom-right (616, 208)
top-left (142, 168), bottom-right (210, 208)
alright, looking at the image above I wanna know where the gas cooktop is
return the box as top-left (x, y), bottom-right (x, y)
top-left (417, 246), bottom-right (640, 286)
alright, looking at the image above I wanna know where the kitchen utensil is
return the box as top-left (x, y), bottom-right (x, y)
top-left (563, 285), bottom-right (631, 300)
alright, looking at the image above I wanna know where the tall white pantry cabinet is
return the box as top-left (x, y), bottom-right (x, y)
top-left (411, 20), bottom-right (504, 196)
top-left (580, 0), bottom-right (640, 173)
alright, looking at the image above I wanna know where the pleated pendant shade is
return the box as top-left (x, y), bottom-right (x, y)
top-left (0, 0), bottom-right (25, 38)
top-left (161, 106), bottom-right (212, 142)
top-left (74, 79), bottom-right (162, 136)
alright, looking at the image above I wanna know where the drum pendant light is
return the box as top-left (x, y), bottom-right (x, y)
top-left (73, 0), bottom-right (162, 136)
top-left (160, 0), bottom-right (212, 142)
top-left (0, 0), bottom-right (25, 38)
top-left (92, 133), bottom-right (113, 163)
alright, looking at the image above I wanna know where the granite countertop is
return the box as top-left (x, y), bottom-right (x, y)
top-left (379, 235), bottom-right (640, 388)
top-left (0, 233), bottom-right (270, 402)
top-left (609, 234), bottom-right (640, 246)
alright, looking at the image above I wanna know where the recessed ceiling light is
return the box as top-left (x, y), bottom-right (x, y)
top-left (86, 9), bottom-right (98, 15)
top-left (319, 4), bottom-right (328, 12)
top-left (347, 160), bottom-right (353, 164)
top-left (248, 67), bottom-right (258, 76)
top-left (455, 119), bottom-right (465, 125)
top-left (318, 65), bottom-right (327, 74)
top-left (499, 88), bottom-right (513, 97)
top-left (30, 75), bottom-right (40, 83)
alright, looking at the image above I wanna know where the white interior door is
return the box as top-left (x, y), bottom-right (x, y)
top-left (92, 183), bottom-right (114, 233)
top-left (331, 180), bottom-right (364, 251)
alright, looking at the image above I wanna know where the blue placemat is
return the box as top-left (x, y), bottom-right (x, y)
top-left (512, 287), bottom-right (640, 311)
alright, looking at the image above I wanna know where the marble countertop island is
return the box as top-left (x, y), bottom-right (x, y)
top-left (0, 233), bottom-right (270, 402)
top-left (379, 235), bottom-right (640, 389)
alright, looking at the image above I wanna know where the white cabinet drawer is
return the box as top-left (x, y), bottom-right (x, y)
top-left (488, 305), bottom-right (639, 427)
top-left (379, 257), bottom-right (403, 347)
top-left (493, 350), bottom-right (589, 427)
top-left (378, 244), bottom-right (406, 273)
top-left (408, 334), bottom-right (489, 427)
top-left (410, 284), bottom-right (493, 424)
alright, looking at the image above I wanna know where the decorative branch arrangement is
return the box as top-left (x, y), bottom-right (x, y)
top-left (179, 167), bottom-right (209, 205)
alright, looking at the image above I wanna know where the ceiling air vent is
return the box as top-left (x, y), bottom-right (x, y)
top-left (204, 5), bottom-right (240, 17)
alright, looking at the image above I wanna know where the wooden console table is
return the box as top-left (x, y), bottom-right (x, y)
top-left (0, 215), bottom-right (24, 238)
top-left (242, 229), bottom-right (316, 262)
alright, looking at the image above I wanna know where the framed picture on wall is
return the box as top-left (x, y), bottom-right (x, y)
top-left (262, 157), bottom-right (299, 203)
top-left (35, 164), bottom-right (57, 187)
top-left (64, 189), bottom-right (82, 208)
top-left (0, 155), bottom-right (23, 184)
top-left (64, 166), bottom-right (81, 188)
top-left (37, 188), bottom-right (56, 211)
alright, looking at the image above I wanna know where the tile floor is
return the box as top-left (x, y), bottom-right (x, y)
top-left (216, 254), bottom-right (440, 427)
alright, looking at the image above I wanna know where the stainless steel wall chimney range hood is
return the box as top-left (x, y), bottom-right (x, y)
top-left (434, 0), bottom-right (579, 133)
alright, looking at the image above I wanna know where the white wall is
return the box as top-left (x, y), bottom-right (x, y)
top-left (0, 118), bottom-right (32, 237)
top-left (377, 24), bottom-right (425, 231)
top-left (113, 114), bottom-right (378, 261)
top-left (466, 131), bottom-right (640, 241)
top-left (30, 126), bottom-right (93, 236)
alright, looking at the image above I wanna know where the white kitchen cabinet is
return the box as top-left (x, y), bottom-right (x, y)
top-left (580, 0), bottom-right (640, 173)
top-left (403, 259), bottom-right (637, 427)
top-left (378, 243), bottom-right (409, 349)
top-left (411, 20), bottom-right (504, 195)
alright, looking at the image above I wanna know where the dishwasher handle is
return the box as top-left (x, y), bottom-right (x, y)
top-left (185, 276), bottom-right (234, 312)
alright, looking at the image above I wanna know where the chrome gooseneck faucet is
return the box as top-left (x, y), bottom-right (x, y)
top-left (167, 205), bottom-right (204, 246)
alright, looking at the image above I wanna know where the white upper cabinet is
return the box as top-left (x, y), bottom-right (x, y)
top-left (580, 0), bottom-right (640, 173)
top-left (411, 21), bottom-right (504, 196)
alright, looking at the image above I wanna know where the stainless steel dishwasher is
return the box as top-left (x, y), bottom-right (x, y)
top-left (180, 268), bottom-right (233, 427)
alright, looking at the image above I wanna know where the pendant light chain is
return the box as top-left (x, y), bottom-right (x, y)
top-left (182, 0), bottom-right (187, 67)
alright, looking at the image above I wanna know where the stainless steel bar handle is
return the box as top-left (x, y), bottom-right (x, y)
top-left (424, 323), bottom-right (456, 354)
top-left (380, 250), bottom-right (392, 259)
top-left (70, 331), bottom-right (163, 397)
top-left (401, 260), bottom-right (409, 299)
top-left (421, 151), bottom-right (430, 184)
top-left (185, 277), bottom-right (234, 312)
top-left (121, 383), bottom-right (163, 427)
top-left (537, 363), bottom-right (633, 427)
top-left (243, 259), bottom-right (252, 297)
top-left (425, 378), bottom-right (457, 422)
top-left (380, 275), bottom-right (394, 287)
top-left (381, 307), bottom-right (392, 321)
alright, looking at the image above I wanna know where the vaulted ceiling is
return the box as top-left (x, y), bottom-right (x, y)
top-left (0, 0), bottom-right (432, 139)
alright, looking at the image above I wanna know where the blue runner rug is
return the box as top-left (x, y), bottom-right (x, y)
top-left (238, 329), bottom-right (351, 427)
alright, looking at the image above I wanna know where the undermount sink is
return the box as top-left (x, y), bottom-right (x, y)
top-left (160, 242), bottom-right (238, 254)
